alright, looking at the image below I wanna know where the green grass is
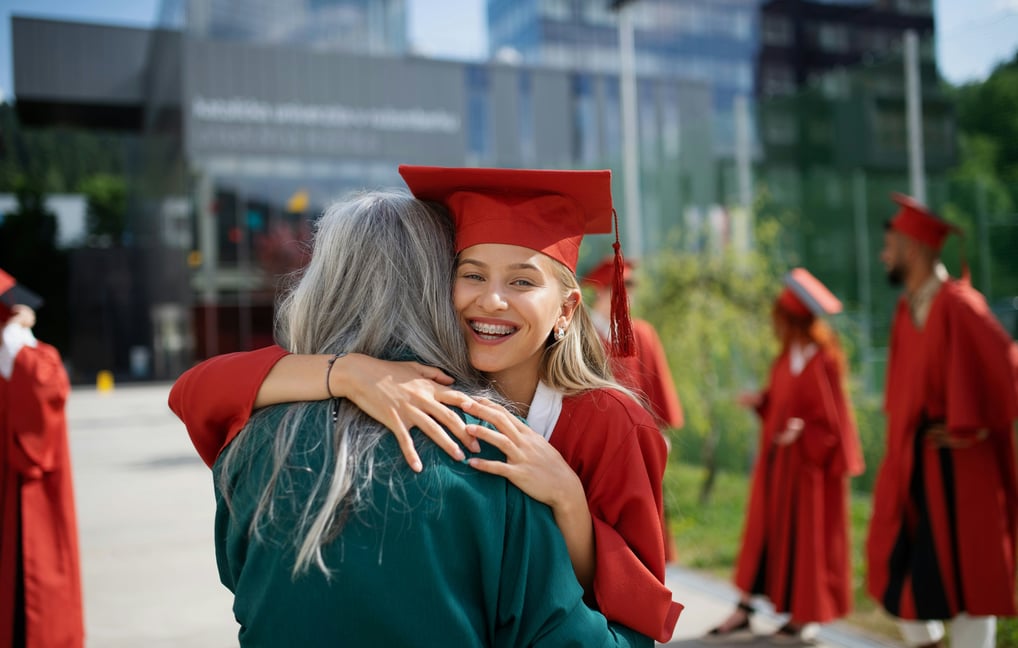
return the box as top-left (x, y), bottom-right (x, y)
top-left (664, 461), bottom-right (1018, 647)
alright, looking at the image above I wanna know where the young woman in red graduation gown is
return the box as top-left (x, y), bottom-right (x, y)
top-left (0, 299), bottom-right (84, 648)
top-left (170, 166), bottom-right (682, 643)
top-left (706, 269), bottom-right (863, 642)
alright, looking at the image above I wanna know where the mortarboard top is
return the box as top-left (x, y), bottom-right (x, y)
top-left (777, 267), bottom-right (842, 318)
top-left (398, 165), bottom-right (613, 273)
top-left (888, 192), bottom-right (961, 252)
top-left (0, 268), bottom-right (44, 317)
top-left (581, 256), bottom-right (634, 289)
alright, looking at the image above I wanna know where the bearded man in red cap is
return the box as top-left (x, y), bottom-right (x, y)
top-left (0, 269), bottom-right (84, 648)
top-left (866, 194), bottom-right (1018, 648)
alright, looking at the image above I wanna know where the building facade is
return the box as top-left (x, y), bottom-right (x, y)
top-left (488, 0), bottom-right (761, 154)
top-left (12, 4), bottom-right (712, 379)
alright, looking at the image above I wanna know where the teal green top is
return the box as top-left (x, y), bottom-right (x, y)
top-left (214, 401), bottom-right (651, 648)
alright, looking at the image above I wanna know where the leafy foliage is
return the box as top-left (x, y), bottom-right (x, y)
top-left (944, 53), bottom-right (1018, 300)
top-left (0, 103), bottom-right (130, 193)
top-left (634, 213), bottom-right (786, 502)
top-left (0, 175), bottom-right (69, 350)
top-left (79, 174), bottom-right (128, 246)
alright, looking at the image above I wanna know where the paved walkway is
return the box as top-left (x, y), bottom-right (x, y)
top-left (66, 382), bottom-right (903, 647)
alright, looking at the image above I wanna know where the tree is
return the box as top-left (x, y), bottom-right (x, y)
top-left (944, 52), bottom-right (1018, 301)
top-left (952, 52), bottom-right (1018, 206)
top-left (634, 208), bottom-right (787, 503)
top-left (0, 174), bottom-right (69, 350)
top-left (79, 174), bottom-right (127, 246)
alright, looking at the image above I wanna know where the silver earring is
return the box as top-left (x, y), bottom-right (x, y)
top-left (555, 326), bottom-right (565, 341)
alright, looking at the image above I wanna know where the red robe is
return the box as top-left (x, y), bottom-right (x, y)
top-left (866, 280), bottom-right (1018, 620)
top-left (168, 345), bottom-right (683, 642)
top-left (602, 317), bottom-right (684, 564)
top-left (733, 347), bottom-right (863, 624)
top-left (0, 342), bottom-right (84, 648)
top-left (609, 319), bottom-right (684, 430)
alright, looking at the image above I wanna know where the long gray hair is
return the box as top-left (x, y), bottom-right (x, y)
top-left (219, 190), bottom-right (487, 576)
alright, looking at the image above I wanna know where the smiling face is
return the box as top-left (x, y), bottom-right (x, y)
top-left (453, 243), bottom-right (580, 403)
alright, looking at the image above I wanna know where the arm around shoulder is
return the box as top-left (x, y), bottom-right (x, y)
top-left (168, 344), bottom-right (290, 467)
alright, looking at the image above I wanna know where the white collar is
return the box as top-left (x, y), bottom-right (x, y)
top-left (789, 341), bottom-right (817, 376)
top-left (0, 322), bottom-right (38, 380)
top-left (526, 381), bottom-right (563, 441)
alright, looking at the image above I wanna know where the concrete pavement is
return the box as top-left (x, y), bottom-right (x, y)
top-left (66, 382), bottom-right (902, 647)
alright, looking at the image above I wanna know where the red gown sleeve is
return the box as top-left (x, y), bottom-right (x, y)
top-left (941, 285), bottom-right (1018, 433)
top-left (629, 320), bottom-right (684, 429)
top-left (563, 394), bottom-right (681, 643)
top-left (6, 342), bottom-right (70, 476)
top-left (168, 345), bottom-right (289, 467)
top-left (795, 353), bottom-right (863, 476)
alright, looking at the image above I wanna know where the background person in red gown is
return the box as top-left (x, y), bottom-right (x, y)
top-left (706, 268), bottom-right (864, 643)
top-left (581, 257), bottom-right (684, 563)
top-left (866, 194), bottom-right (1018, 648)
top-left (0, 269), bottom-right (84, 648)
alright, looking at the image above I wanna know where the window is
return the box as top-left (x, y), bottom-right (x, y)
top-left (601, 77), bottom-right (622, 160)
top-left (762, 16), bottom-right (792, 47)
top-left (540, 0), bottom-right (571, 20)
top-left (466, 66), bottom-right (493, 163)
top-left (763, 111), bottom-right (797, 146)
top-left (894, 0), bottom-right (932, 16)
top-left (761, 64), bottom-right (796, 96)
top-left (518, 71), bottom-right (536, 165)
top-left (572, 74), bottom-right (599, 164)
top-left (639, 80), bottom-right (658, 164)
top-left (817, 23), bottom-right (851, 54)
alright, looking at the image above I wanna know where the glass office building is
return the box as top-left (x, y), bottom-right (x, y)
top-left (12, 0), bottom-right (712, 378)
top-left (487, 0), bottom-right (762, 155)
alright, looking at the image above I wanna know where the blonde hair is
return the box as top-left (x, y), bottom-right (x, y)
top-left (540, 260), bottom-right (637, 400)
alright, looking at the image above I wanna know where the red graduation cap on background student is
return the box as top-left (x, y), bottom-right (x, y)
top-left (777, 267), bottom-right (842, 319)
top-left (582, 256), bottom-right (635, 290)
top-left (0, 268), bottom-right (44, 320)
top-left (888, 192), bottom-right (963, 251)
top-left (398, 165), bottom-right (635, 355)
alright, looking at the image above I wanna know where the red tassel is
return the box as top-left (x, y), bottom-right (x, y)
top-left (609, 209), bottom-right (635, 357)
top-left (958, 234), bottom-right (971, 283)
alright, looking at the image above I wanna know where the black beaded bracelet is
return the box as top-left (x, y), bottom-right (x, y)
top-left (325, 352), bottom-right (347, 399)
top-left (326, 352), bottom-right (348, 423)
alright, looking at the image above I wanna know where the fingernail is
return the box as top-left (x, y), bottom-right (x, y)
top-left (453, 447), bottom-right (465, 461)
top-left (411, 460), bottom-right (423, 473)
top-left (470, 441), bottom-right (481, 453)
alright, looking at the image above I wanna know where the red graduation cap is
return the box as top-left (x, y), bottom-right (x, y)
top-left (888, 193), bottom-right (962, 252)
top-left (777, 267), bottom-right (842, 318)
top-left (582, 256), bottom-right (635, 289)
top-left (0, 268), bottom-right (44, 319)
top-left (398, 165), bottom-right (613, 271)
top-left (398, 165), bottom-right (635, 355)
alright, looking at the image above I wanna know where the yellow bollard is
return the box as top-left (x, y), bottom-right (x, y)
top-left (96, 370), bottom-right (115, 394)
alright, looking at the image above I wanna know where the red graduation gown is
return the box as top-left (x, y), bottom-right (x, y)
top-left (866, 280), bottom-right (1018, 620)
top-left (608, 319), bottom-right (684, 430)
top-left (169, 345), bottom-right (682, 642)
top-left (0, 342), bottom-right (84, 648)
top-left (551, 389), bottom-right (682, 641)
top-left (600, 318), bottom-right (684, 564)
top-left (732, 348), bottom-right (863, 624)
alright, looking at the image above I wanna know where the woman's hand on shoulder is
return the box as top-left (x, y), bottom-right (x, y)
top-left (335, 354), bottom-right (481, 472)
top-left (461, 397), bottom-right (584, 510)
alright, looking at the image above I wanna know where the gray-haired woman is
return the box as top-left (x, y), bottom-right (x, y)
top-left (210, 190), bottom-right (650, 647)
